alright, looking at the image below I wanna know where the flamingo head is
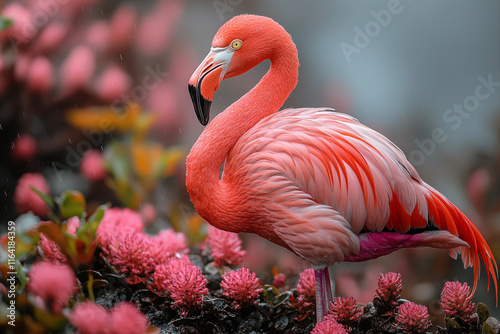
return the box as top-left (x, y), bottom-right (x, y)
top-left (188, 14), bottom-right (290, 125)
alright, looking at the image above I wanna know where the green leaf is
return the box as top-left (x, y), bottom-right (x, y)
top-left (30, 186), bottom-right (54, 209)
top-left (57, 190), bottom-right (86, 219)
top-left (477, 303), bottom-right (490, 324)
top-left (275, 291), bottom-right (292, 307)
top-left (482, 322), bottom-right (496, 334)
top-left (445, 317), bottom-right (462, 331)
top-left (0, 16), bottom-right (13, 31)
top-left (83, 205), bottom-right (108, 238)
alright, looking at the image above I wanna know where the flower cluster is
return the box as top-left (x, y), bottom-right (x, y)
top-left (100, 232), bottom-right (157, 284)
top-left (27, 261), bottom-right (76, 311)
top-left (374, 272), bottom-right (402, 310)
top-left (71, 301), bottom-right (148, 334)
top-left (296, 268), bottom-right (316, 308)
top-left (221, 267), bottom-right (262, 310)
top-left (14, 173), bottom-right (50, 217)
top-left (311, 317), bottom-right (348, 334)
top-left (327, 296), bottom-right (362, 329)
top-left (395, 301), bottom-right (432, 334)
top-left (440, 281), bottom-right (476, 326)
top-left (169, 259), bottom-right (209, 315)
top-left (203, 226), bottom-right (246, 268)
top-left (96, 207), bottom-right (144, 240)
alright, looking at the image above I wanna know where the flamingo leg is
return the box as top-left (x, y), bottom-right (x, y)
top-left (314, 266), bottom-right (334, 323)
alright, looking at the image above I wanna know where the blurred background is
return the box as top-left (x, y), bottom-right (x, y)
top-left (1, 0), bottom-right (499, 322)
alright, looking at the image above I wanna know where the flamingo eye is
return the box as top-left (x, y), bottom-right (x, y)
top-left (230, 39), bottom-right (243, 50)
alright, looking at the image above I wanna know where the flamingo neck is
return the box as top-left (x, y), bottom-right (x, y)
top-left (186, 45), bottom-right (299, 231)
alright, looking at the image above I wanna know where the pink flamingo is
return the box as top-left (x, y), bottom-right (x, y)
top-left (186, 14), bottom-right (498, 321)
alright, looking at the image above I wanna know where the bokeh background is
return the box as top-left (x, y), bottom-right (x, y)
top-left (1, 0), bottom-right (499, 322)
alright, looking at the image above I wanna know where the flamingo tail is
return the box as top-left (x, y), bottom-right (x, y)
top-left (424, 183), bottom-right (498, 302)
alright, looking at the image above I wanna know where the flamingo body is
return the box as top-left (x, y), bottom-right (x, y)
top-left (186, 14), bottom-right (497, 321)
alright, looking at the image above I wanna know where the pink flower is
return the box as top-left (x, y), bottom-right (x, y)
top-left (14, 54), bottom-right (31, 80)
top-left (14, 173), bottom-right (50, 217)
top-left (395, 302), bottom-right (431, 334)
top-left (59, 45), bottom-right (96, 95)
top-left (440, 281), bottom-right (476, 325)
top-left (85, 21), bottom-right (110, 52)
top-left (100, 232), bottom-right (155, 284)
top-left (203, 226), bottom-right (246, 268)
top-left (150, 256), bottom-right (190, 295)
top-left (27, 57), bottom-right (54, 93)
top-left (32, 23), bottom-right (68, 54)
top-left (221, 267), bottom-right (262, 310)
top-left (109, 5), bottom-right (137, 51)
top-left (154, 228), bottom-right (188, 255)
top-left (71, 301), bottom-right (110, 334)
top-left (327, 296), bottom-right (362, 329)
top-left (296, 268), bottom-right (316, 308)
top-left (139, 203), bottom-right (157, 226)
top-left (12, 134), bottom-right (37, 161)
top-left (80, 150), bottom-right (107, 181)
top-left (273, 273), bottom-right (286, 288)
top-left (374, 272), bottom-right (402, 309)
top-left (27, 261), bottom-right (76, 311)
top-left (66, 216), bottom-right (81, 236)
top-left (311, 316), bottom-right (348, 334)
top-left (95, 66), bottom-right (132, 103)
top-left (38, 233), bottom-right (67, 264)
top-left (96, 208), bottom-right (143, 240)
top-left (0, 3), bottom-right (36, 44)
top-left (169, 259), bottom-right (208, 315)
top-left (109, 302), bottom-right (148, 334)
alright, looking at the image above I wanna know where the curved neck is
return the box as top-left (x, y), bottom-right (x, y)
top-left (186, 46), bottom-right (299, 230)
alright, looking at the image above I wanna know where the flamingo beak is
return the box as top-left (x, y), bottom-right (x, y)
top-left (188, 47), bottom-right (234, 125)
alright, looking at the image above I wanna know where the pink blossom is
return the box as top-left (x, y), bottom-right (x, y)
top-left (221, 267), bottom-right (262, 309)
top-left (168, 259), bottom-right (208, 315)
top-left (100, 232), bottom-right (156, 284)
top-left (14, 173), bottom-right (50, 217)
top-left (154, 228), bottom-right (189, 255)
top-left (71, 301), bottom-right (110, 334)
top-left (27, 57), bottom-right (54, 93)
top-left (66, 216), bottom-right (81, 236)
top-left (85, 21), bottom-right (110, 52)
top-left (95, 66), bottom-right (132, 103)
top-left (38, 233), bottom-right (67, 264)
top-left (395, 302), bottom-right (431, 334)
top-left (374, 272), bottom-right (402, 309)
top-left (147, 82), bottom-right (181, 134)
top-left (311, 316), bottom-right (348, 334)
top-left (12, 134), bottom-right (37, 161)
top-left (80, 150), bottom-right (107, 182)
top-left (32, 23), bottom-right (68, 54)
top-left (109, 302), bottom-right (148, 334)
top-left (296, 268), bottom-right (316, 308)
top-left (27, 261), bottom-right (76, 311)
top-left (150, 256), bottom-right (190, 295)
top-left (0, 3), bottom-right (36, 44)
top-left (109, 5), bottom-right (137, 51)
top-left (203, 226), bottom-right (246, 268)
top-left (139, 203), bottom-right (157, 226)
top-left (327, 296), bottom-right (362, 329)
top-left (14, 54), bottom-right (31, 81)
top-left (273, 273), bottom-right (286, 288)
top-left (440, 281), bottom-right (476, 325)
top-left (59, 45), bottom-right (96, 95)
top-left (96, 208), bottom-right (143, 239)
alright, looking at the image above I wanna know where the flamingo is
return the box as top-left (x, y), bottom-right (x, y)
top-left (186, 14), bottom-right (498, 321)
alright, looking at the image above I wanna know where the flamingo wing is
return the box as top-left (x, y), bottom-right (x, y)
top-left (223, 107), bottom-right (497, 292)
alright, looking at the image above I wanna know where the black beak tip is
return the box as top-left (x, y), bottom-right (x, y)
top-left (188, 84), bottom-right (211, 126)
